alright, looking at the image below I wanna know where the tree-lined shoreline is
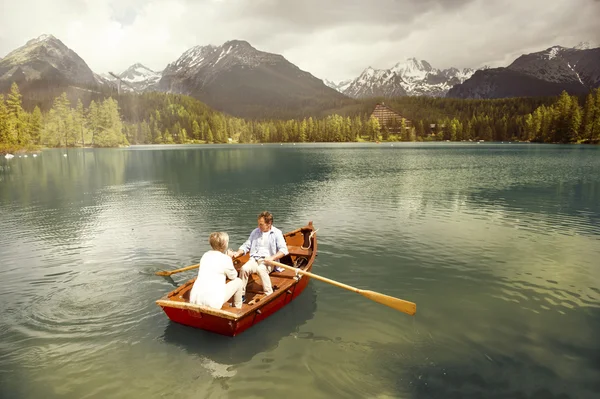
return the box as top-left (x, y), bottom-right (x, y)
top-left (1, 82), bottom-right (599, 155)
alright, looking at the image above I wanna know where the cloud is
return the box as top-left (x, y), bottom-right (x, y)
top-left (0, 0), bottom-right (598, 82)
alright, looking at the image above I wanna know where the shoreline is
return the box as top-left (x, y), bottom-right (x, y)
top-left (2, 140), bottom-right (598, 156)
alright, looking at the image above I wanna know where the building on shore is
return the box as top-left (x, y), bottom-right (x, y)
top-left (370, 102), bottom-right (412, 133)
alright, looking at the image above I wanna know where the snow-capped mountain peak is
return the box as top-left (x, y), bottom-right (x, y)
top-left (165, 39), bottom-right (287, 78)
top-left (96, 62), bottom-right (162, 92)
top-left (448, 43), bottom-right (600, 99)
top-left (175, 44), bottom-right (218, 71)
top-left (7, 34), bottom-right (70, 64)
top-left (222, 39), bottom-right (252, 49)
top-left (545, 46), bottom-right (565, 60)
top-left (332, 58), bottom-right (475, 99)
top-left (119, 63), bottom-right (160, 83)
top-left (391, 58), bottom-right (433, 79)
top-left (440, 67), bottom-right (476, 82)
top-left (506, 45), bottom-right (599, 85)
top-left (0, 33), bottom-right (97, 86)
top-left (323, 78), bottom-right (353, 93)
top-left (157, 39), bottom-right (346, 117)
top-left (574, 41), bottom-right (591, 50)
top-left (26, 34), bottom-right (57, 45)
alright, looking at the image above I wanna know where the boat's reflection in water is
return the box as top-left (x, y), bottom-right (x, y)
top-left (160, 283), bottom-right (318, 366)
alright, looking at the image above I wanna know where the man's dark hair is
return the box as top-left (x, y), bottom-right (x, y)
top-left (258, 211), bottom-right (273, 224)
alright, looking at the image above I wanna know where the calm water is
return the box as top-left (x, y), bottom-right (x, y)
top-left (0, 143), bottom-right (599, 399)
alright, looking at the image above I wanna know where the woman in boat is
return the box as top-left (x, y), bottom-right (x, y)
top-left (189, 232), bottom-right (244, 309)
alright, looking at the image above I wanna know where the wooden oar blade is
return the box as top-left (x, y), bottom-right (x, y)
top-left (155, 270), bottom-right (172, 276)
top-left (359, 290), bottom-right (417, 316)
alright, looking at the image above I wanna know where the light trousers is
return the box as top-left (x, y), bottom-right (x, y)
top-left (240, 258), bottom-right (273, 296)
top-left (225, 278), bottom-right (244, 308)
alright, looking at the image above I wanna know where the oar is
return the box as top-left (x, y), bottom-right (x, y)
top-left (155, 253), bottom-right (242, 276)
top-left (155, 263), bottom-right (199, 276)
top-left (266, 260), bottom-right (416, 316)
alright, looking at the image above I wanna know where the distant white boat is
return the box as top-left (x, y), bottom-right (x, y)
top-left (33, 154), bottom-right (38, 157)
top-left (63, 154), bottom-right (68, 157)
top-left (4, 154), bottom-right (14, 159)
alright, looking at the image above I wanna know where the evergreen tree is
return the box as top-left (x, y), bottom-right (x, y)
top-left (581, 92), bottom-right (595, 141)
top-left (299, 119), bottom-right (307, 142)
top-left (74, 99), bottom-right (87, 146)
top-left (180, 128), bottom-right (188, 143)
top-left (367, 116), bottom-right (381, 141)
top-left (88, 100), bottom-right (100, 146)
top-left (30, 106), bottom-right (43, 145)
top-left (593, 88), bottom-right (600, 141)
top-left (567, 98), bottom-right (582, 143)
top-left (6, 82), bottom-right (25, 145)
top-left (0, 95), bottom-right (10, 145)
top-left (192, 120), bottom-right (201, 141)
top-left (141, 120), bottom-right (151, 143)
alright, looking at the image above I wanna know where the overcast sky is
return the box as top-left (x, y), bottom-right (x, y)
top-left (1, 0), bottom-right (599, 82)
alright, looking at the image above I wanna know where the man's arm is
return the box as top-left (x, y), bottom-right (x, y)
top-left (266, 230), bottom-right (288, 262)
top-left (234, 230), bottom-right (254, 257)
top-left (267, 250), bottom-right (286, 262)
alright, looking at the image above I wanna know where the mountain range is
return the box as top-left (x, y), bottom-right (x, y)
top-left (324, 59), bottom-right (476, 98)
top-left (0, 34), bottom-right (598, 118)
top-left (447, 43), bottom-right (600, 98)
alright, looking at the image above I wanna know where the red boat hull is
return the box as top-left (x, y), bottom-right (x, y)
top-left (159, 273), bottom-right (310, 336)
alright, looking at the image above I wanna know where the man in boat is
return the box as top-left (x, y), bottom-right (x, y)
top-left (189, 232), bottom-right (244, 309)
top-left (232, 211), bottom-right (289, 300)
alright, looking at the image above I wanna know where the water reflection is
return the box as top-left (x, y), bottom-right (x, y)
top-left (1, 143), bottom-right (599, 399)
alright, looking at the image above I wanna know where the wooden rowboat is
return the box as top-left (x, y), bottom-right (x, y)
top-left (156, 221), bottom-right (318, 336)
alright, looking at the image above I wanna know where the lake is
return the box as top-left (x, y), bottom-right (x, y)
top-left (1, 143), bottom-right (599, 399)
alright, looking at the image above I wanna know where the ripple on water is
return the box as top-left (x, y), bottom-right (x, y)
top-left (491, 276), bottom-right (600, 314)
top-left (1, 260), bottom-right (160, 371)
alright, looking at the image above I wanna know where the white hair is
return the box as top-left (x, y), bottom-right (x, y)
top-left (209, 232), bottom-right (229, 252)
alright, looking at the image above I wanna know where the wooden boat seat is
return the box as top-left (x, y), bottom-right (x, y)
top-left (287, 245), bottom-right (312, 257)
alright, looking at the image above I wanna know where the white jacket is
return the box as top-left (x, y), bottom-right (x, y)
top-left (189, 250), bottom-right (238, 308)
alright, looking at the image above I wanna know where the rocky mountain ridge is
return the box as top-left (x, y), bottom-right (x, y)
top-left (326, 58), bottom-right (476, 98)
top-left (447, 44), bottom-right (600, 99)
